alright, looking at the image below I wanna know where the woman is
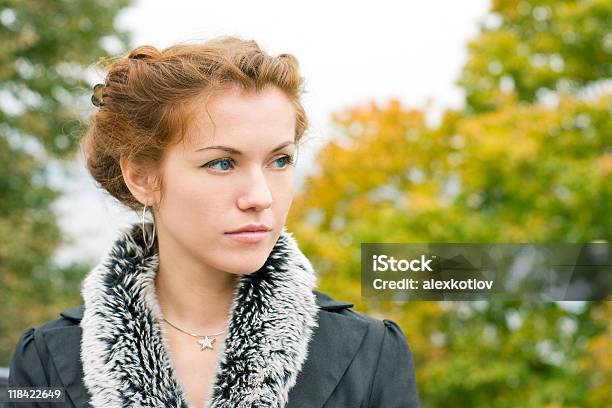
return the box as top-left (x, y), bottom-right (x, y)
top-left (8, 37), bottom-right (420, 407)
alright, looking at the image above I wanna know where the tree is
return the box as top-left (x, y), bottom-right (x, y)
top-left (287, 0), bottom-right (610, 405)
top-left (457, 0), bottom-right (611, 114)
top-left (0, 0), bottom-right (132, 365)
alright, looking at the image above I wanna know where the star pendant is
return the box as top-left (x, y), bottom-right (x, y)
top-left (198, 336), bottom-right (215, 351)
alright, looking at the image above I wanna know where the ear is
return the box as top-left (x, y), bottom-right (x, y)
top-left (119, 156), bottom-right (160, 207)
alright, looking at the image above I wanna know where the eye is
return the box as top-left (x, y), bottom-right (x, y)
top-left (201, 158), bottom-right (234, 172)
top-left (272, 154), bottom-right (295, 169)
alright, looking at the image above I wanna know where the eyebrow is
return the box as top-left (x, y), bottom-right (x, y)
top-left (195, 141), bottom-right (295, 154)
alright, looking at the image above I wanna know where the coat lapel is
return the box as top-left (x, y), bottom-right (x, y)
top-left (79, 222), bottom-right (319, 408)
top-left (286, 306), bottom-right (369, 407)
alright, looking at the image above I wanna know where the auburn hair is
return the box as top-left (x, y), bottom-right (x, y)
top-left (80, 36), bottom-right (308, 212)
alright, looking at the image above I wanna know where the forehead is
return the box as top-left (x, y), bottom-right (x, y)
top-left (181, 85), bottom-right (295, 149)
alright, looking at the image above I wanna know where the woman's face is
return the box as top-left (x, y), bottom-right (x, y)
top-left (153, 85), bottom-right (297, 275)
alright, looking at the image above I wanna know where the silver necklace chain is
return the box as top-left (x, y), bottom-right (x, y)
top-left (160, 317), bottom-right (225, 351)
top-left (161, 317), bottom-right (225, 337)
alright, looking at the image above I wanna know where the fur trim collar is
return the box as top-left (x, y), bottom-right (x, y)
top-left (80, 222), bottom-right (319, 408)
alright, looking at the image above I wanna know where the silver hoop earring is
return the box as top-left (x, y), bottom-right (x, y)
top-left (142, 204), bottom-right (156, 250)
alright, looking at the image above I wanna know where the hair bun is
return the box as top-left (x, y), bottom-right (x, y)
top-left (128, 45), bottom-right (162, 61)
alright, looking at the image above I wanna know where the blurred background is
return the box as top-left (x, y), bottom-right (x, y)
top-left (0, 0), bottom-right (610, 406)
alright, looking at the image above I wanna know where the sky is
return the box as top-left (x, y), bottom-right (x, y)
top-left (51, 0), bottom-right (491, 266)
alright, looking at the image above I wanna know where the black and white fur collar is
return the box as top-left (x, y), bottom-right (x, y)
top-left (80, 222), bottom-right (319, 408)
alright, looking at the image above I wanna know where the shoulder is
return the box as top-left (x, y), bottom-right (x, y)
top-left (39, 306), bottom-right (85, 331)
top-left (314, 288), bottom-right (403, 332)
top-left (11, 304), bottom-right (83, 352)
top-left (8, 306), bottom-right (83, 387)
top-left (313, 289), bottom-right (411, 355)
top-left (12, 304), bottom-right (84, 350)
top-left (314, 288), bottom-right (375, 330)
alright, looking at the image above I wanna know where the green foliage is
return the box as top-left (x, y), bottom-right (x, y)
top-left (0, 0), bottom-right (132, 365)
top-left (458, 0), bottom-right (611, 113)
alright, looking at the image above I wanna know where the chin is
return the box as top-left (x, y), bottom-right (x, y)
top-left (221, 252), bottom-right (270, 276)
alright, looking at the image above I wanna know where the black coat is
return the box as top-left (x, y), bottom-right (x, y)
top-left (8, 223), bottom-right (419, 407)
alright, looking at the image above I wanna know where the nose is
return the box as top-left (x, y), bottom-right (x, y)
top-left (237, 167), bottom-right (273, 211)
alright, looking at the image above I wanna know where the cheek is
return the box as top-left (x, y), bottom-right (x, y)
top-left (274, 186), bottom-right (293, 207)
top-left (160, 168), bottom-right (231, 218)
top-left (271, 176), bottom-right (294, 213)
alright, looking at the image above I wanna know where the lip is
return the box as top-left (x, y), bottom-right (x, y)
top-left (225, 224), bottom-right (272, 243)
top-left (224, 230), bottom-right (270, 243)
top-left (226, 224), bottom-right (272, 234)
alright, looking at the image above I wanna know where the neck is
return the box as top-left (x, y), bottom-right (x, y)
top-left (154, 230), bottom-right (239, 334)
